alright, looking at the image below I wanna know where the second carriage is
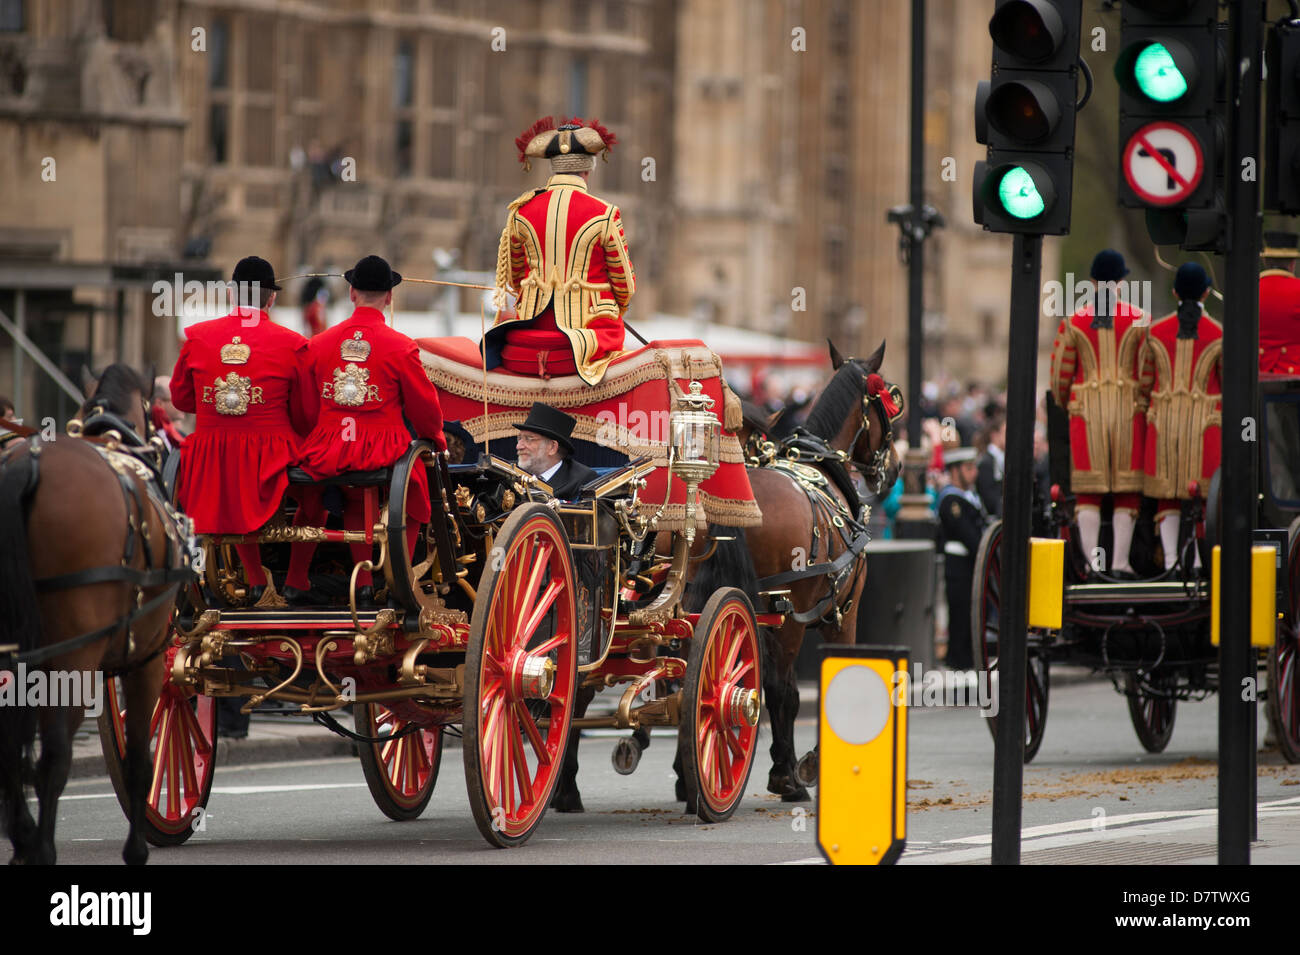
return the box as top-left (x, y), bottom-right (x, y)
top-left (971, 378), bottom-right (1300, 764)
top-left (98, 338), bottom-right (770, 848)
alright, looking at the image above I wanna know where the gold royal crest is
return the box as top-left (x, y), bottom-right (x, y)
top-left (340, 331), bottom-right (371, 362)
top-left (210, 372), bottom-right (255, 415)
top-left (220, 336), bottom-right (251, 364)
top-left (330, 363), bottom-right (370, 407)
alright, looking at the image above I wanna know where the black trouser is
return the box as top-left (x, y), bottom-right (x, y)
top-left (944, 555), bottom-right (975, 670)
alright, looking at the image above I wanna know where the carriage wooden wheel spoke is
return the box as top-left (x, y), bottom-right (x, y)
top-left (680, 588), bottom-right (761, 822)
top-left (1125, 674), bottom-right (1177, 753)
top-left (355, 703), bottom-right (444, 820)
top-left (971, 519), bottom-right (1051, 763)
top-left (98, 645), bottom-right (217, 846)
top-left (463, 504), bottom-right (577, 848)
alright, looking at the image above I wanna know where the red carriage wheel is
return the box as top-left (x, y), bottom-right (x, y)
top-left (462, 504), bottom-right (577, 848)
top-left (355, 703), bottom-right (444, 820)
top-left (97, 646), bottom-right (217, 846)
top-left (971, 519), bottom-right (1051, 763)
top-left (679, 587), bottom-right (762, 823)
top-left (1268, 520), bottom-right (1300, 764)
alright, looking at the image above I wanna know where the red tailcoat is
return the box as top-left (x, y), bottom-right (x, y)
top-left (486, 174), bottom-right (636, 384)
top-left (296, 307), bottom-right (447, 522)
top-left (1259, 269), bottom-right (1300, 374)
top-left (1049, 303), bottom-right (1148, 494)
top-left (171, 309), bottom-right (318, 534)
top-left (1137, 310), bottom-right (1223, 500)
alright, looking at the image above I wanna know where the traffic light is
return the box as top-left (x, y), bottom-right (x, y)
top-left (1115, 0), bottom-right (1226, 249)
top-left (1265, 19), bottom-right (1300, 214)
top-left (973, 0), bottom-right (1083, 235)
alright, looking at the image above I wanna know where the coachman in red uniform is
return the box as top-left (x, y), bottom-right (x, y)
top-left (1259, 231), bottom-right (1300, 374)
top-left (285, 255), bottom-right (447, 605)
top-left (1138, 263), bottom-right (1221, 570)
top-left (483, 116), bottom-right (636, 384)
top-left (1049, 249), bottom-right (1148, 578)
top-left (170, 256), bottom-right (318, 602)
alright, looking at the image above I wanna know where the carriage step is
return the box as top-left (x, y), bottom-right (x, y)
top-left (1065, 580), bottom-right (1209, 605)
top-left (193, 609), bottom-right (398, 629)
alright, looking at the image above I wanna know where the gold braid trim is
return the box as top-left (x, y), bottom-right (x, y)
top-left (493, 189), bottom-right (540, 311)
top-left (422, 346), bottom-right (724, 407)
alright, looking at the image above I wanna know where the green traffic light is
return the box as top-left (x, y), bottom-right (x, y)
top-left (1133, 42), bottom-right (1188, 103)
top-left (997, 167), bottom-right (1046, 219)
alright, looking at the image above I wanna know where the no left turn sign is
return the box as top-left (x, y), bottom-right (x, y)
top-left (1122, 121), bottom-right (1205, 206)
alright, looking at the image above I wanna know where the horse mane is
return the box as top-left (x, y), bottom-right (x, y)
top-left (802, 362), bottom-right (864, 440)
top-left (80, 363), bottom-right (149, 420)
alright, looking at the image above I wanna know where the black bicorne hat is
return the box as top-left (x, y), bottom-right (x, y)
top-left (345, 255), bottom-right (403, 291)
top-left (232, 255), bottom-right (281, 291)
top-left (514, 402), bottom-right (577, 455)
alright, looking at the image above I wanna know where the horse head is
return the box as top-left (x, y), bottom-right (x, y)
top-left (78, 363), bottom-right (155, 443)
top-left (827, 339), bottom-right (903, 497)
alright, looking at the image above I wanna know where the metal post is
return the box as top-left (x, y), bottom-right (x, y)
top-left (1218, 0), bottom-right (1263, 865)
top-left (894, 0), bottom-right (939, 539)
top-left (991, 232), bottom-right (1042, 865)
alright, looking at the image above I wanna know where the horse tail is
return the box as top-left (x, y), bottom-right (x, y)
top-left (686, 523), bottom-right (760, 613)
top-left (0, 451), bottom-right (40, 833)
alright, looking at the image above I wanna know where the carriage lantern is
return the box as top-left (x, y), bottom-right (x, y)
top-left (670, 381), bottom-right (721, 485)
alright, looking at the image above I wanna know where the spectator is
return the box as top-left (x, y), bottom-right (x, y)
top-left (975, 409), bottom-right (1006, 517)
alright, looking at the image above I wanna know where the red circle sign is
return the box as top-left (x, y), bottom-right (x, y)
top-left (1122, 121), bottom-right (1205, 206)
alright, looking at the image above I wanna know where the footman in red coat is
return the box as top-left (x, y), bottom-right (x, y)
top-left (285, 255), bottom-right (448, 604)
top-left (170, 256), bottom-right (318, 603)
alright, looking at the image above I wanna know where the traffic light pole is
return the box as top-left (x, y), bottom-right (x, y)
top-left (991, 231), bottom-right (1041, 865)
top-left (1218, 0), bottom-right (1263, 866)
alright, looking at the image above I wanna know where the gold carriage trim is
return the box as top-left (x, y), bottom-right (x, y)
top-left (204, 372), bottom-right (263, 416)
top-left (220, 336), bottom-right (251, 365)
top-left (326, 363), bottom-right (376, 407)
top-left (341, 331), bottom-right (372, 362)
top-left (421, 345), bottom-right (726, 409)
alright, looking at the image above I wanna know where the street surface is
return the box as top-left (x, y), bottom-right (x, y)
top-left (48, 677), bottom-right (1300, 865)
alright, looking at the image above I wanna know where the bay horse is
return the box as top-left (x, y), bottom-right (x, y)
top-left (550, 341), bottom-right (901, 811)
top-left (0, 364), bottom-right (192, 864)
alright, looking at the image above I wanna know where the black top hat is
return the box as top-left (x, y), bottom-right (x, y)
top-left (514, 402), bottom-right (577, 455)
top-left (232, 255), bottom-right (281, 291)
top-left (345, 255), bottom-right (402, 292)
top-left (1090, 249), bottom-right (1129, 282)
top-left (1263, 231), bottom-right (1300, 258)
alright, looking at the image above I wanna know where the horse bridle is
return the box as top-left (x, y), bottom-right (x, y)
top-left (846, 367), bottom-right (905, 496)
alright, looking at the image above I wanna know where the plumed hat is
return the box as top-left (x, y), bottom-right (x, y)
top-left (515, 116), bottom-right (617, 173)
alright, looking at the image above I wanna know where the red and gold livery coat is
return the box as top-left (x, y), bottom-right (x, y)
top-left (1259, 269), bottom-right (1300, 374)
top-left (170, 309), bottom-right (318, 534)
top-left (486, 174), bottom-right (636, 385)
top-left (296, 307), bottom-right (447, 522)
top-left (1137, 311), bottom-right (1223, 500)
top-left (1049, 303), bottom-right (1148, 494)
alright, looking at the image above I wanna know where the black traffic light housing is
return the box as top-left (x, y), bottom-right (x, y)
top-left (1265, 19), bottom-right (1300, 214)
top-left (1116, 0), bottom-right (1225, 250)
top-left (973, 0), bottom-right (1083, 235)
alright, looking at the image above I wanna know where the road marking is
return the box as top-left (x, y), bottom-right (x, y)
top-left (60, 782), bottom-right (370, 801)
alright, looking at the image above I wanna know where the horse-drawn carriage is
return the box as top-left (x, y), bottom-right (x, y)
top-left (972, 376), bottom-right (1300, 764)
top-left (89, 338), bottom-right (776, 850)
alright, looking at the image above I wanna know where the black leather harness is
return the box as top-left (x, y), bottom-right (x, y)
top-left (0, 413), bottom-right (196, 672)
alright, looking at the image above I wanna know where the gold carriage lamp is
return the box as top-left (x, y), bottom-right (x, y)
top-left (669, 381), bottom-right (721, 485)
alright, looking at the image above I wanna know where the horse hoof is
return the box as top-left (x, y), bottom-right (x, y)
top-left (551, 789), bottom-right (585, 813)
top-left (675, 777), bottom-right (688, 802)
top-left (611, 737), bottom-right (642, 776)
top-left (780, 786), bottom-right (811, 803)
top-left (795, 751), bottom-right (819, 788)
top-left (684, 799), bottom-right (697, 817)
top-left (767, 770), bottom-right (796, 797)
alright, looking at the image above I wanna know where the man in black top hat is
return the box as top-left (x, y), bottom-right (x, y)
top-left (514, 402), bottom-right (596, 499)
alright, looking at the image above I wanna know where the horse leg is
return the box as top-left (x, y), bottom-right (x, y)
top-left (32, 705), bottom-right (74, 865)
top-left (121, 655), bottom-right (163, 865)
top-left (552, 683), bottom-right (595, 813)
top-left (0, 714), bottom-right (38, 864)
top-left (764, 622), bottom-right (808, 801)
